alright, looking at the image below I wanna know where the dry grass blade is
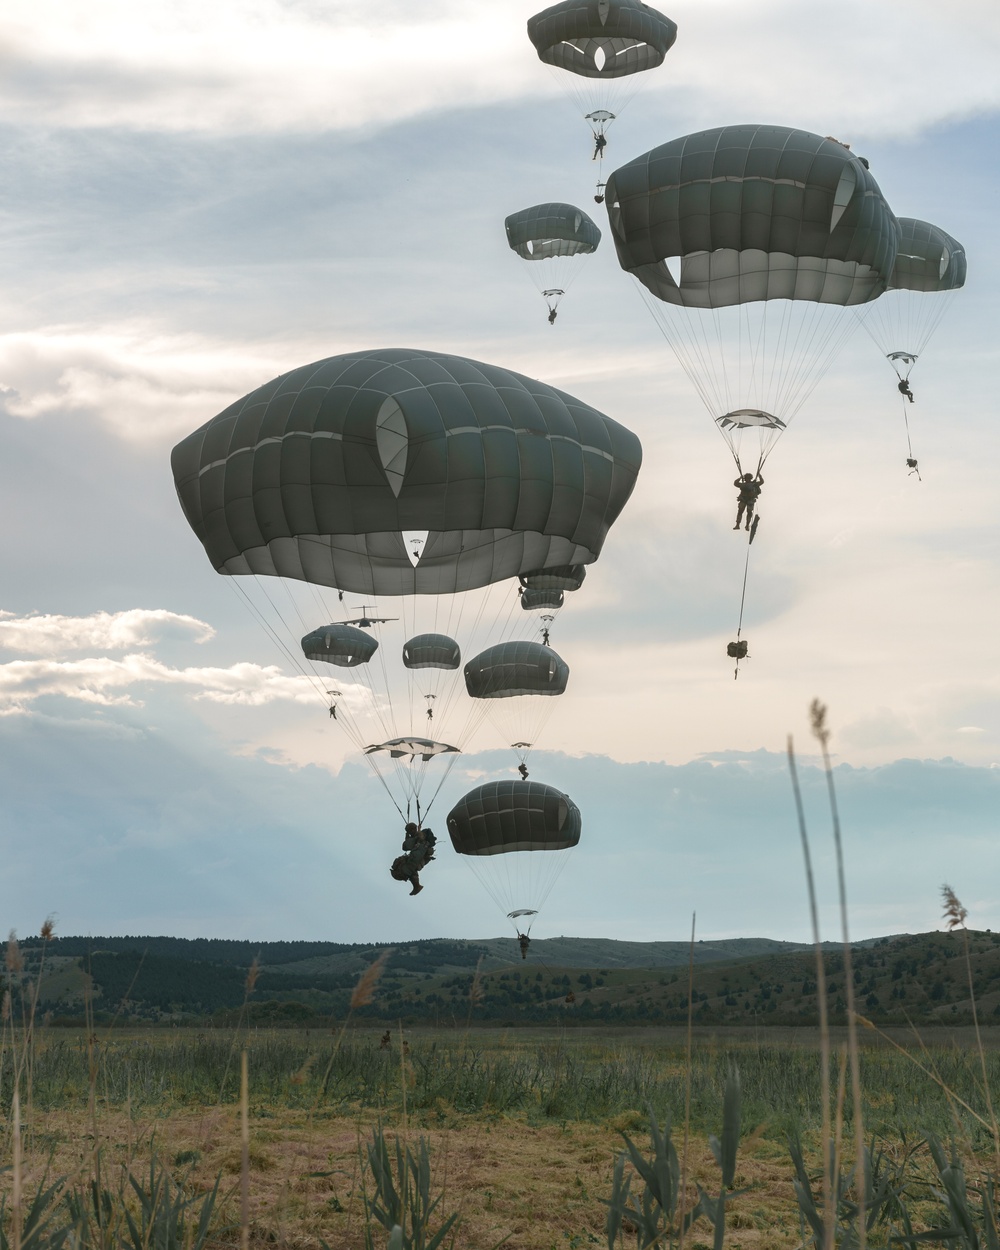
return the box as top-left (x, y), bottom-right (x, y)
top-left (787, 732), bottom-right (834, 1250)
top-left (351, 950), bottom-right (389, 1010)
top-left (811, 700), bottom-right (866, 1250)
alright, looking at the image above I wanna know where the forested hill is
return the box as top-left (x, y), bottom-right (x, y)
top-left (20, 933), bottom-right (832, 971)
top-left (14, 930), bottom-right (997, 1029)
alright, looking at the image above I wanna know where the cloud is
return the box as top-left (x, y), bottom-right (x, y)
top-left (0, 329), bottom-right (282, 441)
top-left (0, 0), bottom-right (997, 142)
top-left (0, 608), bottom-right (214, 655)
top-left (0, 653), bottom-right (317, 712)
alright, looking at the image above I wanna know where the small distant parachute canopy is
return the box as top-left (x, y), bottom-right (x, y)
top-left (508, 908), bottom-right (538, 920)
top-left (520, 565), bottom-right (587, 591)
top-left (527, 0), bottom-right (678, 79)
top-left (364, 737), bottom-right (459, 762)
top-left (465, 642), bottom-right (570, 700)
top-left (505, 203), bottom-right (601, 260)
top-left (301, 624), bottom-right (378, 668)
top-left (859, 217), bottom-right (968, 392)
top-left (505, 203), bottom-right (601, 318)
top-left (402, 633), bottom-right (461, 670)
top-left (607, 125), bottom-right (899, 310)
top-left (888, 218), bottom-right (967, 294)
top-left (520, 587), bottom-right (565, 611)
top-left (447, 780), bottom-right (582, 855)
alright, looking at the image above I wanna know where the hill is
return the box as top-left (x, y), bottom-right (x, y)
top-left (10, 930), bottom-right (998, 1028)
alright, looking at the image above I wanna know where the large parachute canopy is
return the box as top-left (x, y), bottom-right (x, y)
top-left (859, 217), bottom-right (967, 379)
top-left (606, 125), bottom-right (900, 468)
top-left (172, 348), bottom-right (641, 826)
top-left (172, 347), bottom-right (641, 596)
top-left (505, 203), bottom-right (602, 318)
top-left (447, 779), bottom-right (581, 925)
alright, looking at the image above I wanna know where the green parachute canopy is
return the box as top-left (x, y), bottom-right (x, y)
top-left (401, 634), bottom-right (461, 670)
top-left (505, 202), bottom-right (601, 259)
top-left (605, 126), bottom-right (900, 467)
top-left (301, 624), bottom-right (378, 668)
top-left (464, 642), bottom-right (569, 699)
top-left (171, 348), bottom-right (641, 597)
top-left (888, 218), bottom-right (967, 294)
top-left (607, 125), bottom-right (898, 310)
top-left (527, 0), bottom-right (677, 79)
top-left (448, 779), bottom-right (581, 854)
top-left (859, 216), bottom-right (967, 393)
top-left (447, 779), bottom-right (582, 927)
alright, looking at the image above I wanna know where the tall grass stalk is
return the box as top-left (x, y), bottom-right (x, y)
top-left (11, 1086), bottom-right (22, 1250)
top-left (942, 884), bottom-right (1000, 1177)
top-left (240, 1048), bottom-right (250, 1250)
top-left (811, 700), bottom-right (866, 1249)
top-left (218, 958), bottom-right (260, 1103)
top-left (787, 733), bottom-right (834, 1250)
top-left (677, 911), bottom-right (696, 1250)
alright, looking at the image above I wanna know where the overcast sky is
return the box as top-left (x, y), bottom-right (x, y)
top-left (1, 0), bottom-right (998, 948)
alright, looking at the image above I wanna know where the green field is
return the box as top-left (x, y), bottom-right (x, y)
top-left (4, 1021), bottom-right (1000, 1249)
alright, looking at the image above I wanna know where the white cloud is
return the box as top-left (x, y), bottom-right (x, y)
top-left (0, 0), bottom-right (997, 139)
top-left (0, 653), bottom-right (316, 712)
top-left (0, 328), bottom-right (284, 441)
top-left (0, 608), bottom-right (214, 655)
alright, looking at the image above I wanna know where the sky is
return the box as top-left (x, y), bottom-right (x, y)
top-left (1, 0), bottom-right (998, 948)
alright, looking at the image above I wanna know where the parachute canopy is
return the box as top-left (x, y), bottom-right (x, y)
top-left (402, 633), bottom-right (461, 670)
top-left (521, 588), bottom-right (564, 611)
top-left (447, 780), bottom-right (582, 855)
top-left (527, 0), bottom-right (678, 79)
top-left (520, 564), bottom-right (587, 591)
top-left (364, 737), bottom-right (459, 762)
top-left (301, 624), bottom-right (378, 667)
top-left (859, 216), bottom-right (967, 388)
top-left (606, 125), bottom-right (899, 309)
top-left (171, 348), bottom-right (642, 597)
top-left (465, 642), bottom-right (570, 699)
top-left (505, 203), bottom-right (601, 259)
top-left (889, 218), bottom-right (967, 294)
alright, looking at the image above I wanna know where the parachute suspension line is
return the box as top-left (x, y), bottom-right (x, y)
top-left (736, 544), bottom-right (751, 641)
top-left (901, 394), bottom-right (916, 462)
top-left (730, 543), bottom-right (753, 682)
top-left (418, 750), bottom-right (462, 823)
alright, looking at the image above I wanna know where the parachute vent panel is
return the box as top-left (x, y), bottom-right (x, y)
top-left (447, 779), bottom-right (582, 855)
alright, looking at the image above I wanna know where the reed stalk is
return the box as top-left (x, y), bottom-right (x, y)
top-left (787, 733), bottom-right (834, 1250)
top-left (811, 700), bottom-right (866, 1249)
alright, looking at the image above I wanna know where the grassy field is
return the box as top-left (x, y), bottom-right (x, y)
top-left (4, 1022), bottom-right (1000, 1249)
